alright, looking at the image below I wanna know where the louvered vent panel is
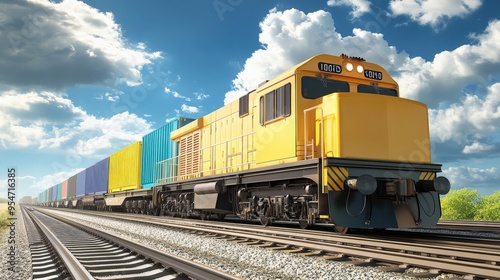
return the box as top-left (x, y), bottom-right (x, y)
top-left (178, 132), bottom-right (200, 177)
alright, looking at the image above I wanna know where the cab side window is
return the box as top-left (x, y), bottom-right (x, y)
top-left (239, 94), bottom-right (249, 117)
top-left (260, 83), bottom-right (291, 125)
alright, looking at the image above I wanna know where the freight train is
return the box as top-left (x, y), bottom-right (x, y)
top-left (36, 54), bottom-right (450, 233)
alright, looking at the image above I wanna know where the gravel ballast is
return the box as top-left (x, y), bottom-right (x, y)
top-left (0, 208), bottom-right (32, 280)
top-left (42, 209), bottom-right (468, 280)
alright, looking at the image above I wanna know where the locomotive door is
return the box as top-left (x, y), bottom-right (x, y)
top-left (303, 106), bottom-right (324, 160)
top-left (304, 106), bottom-right (335, 196)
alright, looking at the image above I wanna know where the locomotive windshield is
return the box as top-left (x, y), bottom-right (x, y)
top-left (358, 84), bottom-right (398, 97)
top-left (302, 75), bottom-right (349, 99)
top-left (302, 75), bottom-right (398, 99)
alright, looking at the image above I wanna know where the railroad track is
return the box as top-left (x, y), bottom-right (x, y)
top-left (436, 220), bottom-right (500, 234)
top-left (22, 206), bottom-right (239, 280)
top-left (36, 208), bottom-right (500, 279)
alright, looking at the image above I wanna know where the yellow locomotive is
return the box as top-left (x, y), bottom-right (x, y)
top-left (153, 53), bottom-right (450, 232)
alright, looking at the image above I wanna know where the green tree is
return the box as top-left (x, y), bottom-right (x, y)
top-left (441, 188), bottom-right (482, 220)
top-left (474, 191), bottom-right (500, 221)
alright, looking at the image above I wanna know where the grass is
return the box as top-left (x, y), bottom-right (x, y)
top-left (0, 203), bottom-right (12, 229)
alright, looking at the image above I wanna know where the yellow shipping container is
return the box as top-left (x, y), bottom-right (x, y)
top-left (108, 141), bottom-right (142, 193)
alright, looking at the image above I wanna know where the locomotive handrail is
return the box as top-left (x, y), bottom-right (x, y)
top-left (154, 131), bottom-right (256, 185)
top-left (303, 106), bottom-right (324, 161)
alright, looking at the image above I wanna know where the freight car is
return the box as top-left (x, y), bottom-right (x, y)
top-left (37, 54), bottom-right (450, 233)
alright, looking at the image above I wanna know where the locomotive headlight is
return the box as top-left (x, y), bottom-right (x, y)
top-left (356, 65), bottom-right (364, 73)
top-left (434, 176), bottom-right (451, 195)
top-left (346, 62), bottom-right (353, 71)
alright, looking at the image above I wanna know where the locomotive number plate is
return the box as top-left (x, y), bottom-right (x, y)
top-left (364, 69), bottom-right (383, 80)
top-left (318, 62), bottom-right (342, 74)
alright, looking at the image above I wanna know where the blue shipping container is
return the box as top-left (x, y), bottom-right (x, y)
top-left (76, 169), bottom-right (86, 197)
top-left (51, 185), bottom-right (57, 201)
top-left (141, 118), bottom-right (193, 189)
top-left (85, 157), bottom-right (109, 195)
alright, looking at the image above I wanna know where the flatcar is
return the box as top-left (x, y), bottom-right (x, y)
top-left (37, 53), bottom-right (450, 233)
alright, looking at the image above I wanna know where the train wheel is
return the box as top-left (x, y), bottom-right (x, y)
top-left (333, 225), bottom-right (349, 234)
top-left (147, 201), bottom-right (154, 215)
top-left (200, 212), bottom-right (208, 220)
top-left (260, 217), bottom-right (272, 227)
top-left (216, 213), bottom-right (226, 220)
top-left (298, 220), bottom-right (310, 229)
top-left (141, 200), bottom-right (147, 215)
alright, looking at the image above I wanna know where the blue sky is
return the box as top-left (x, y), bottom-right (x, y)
top-left (1, 0), bottom-right (500, 200)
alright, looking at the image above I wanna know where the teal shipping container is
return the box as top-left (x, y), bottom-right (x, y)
top-left (141, 117), bottom-right (193, 189)
top-left (38, 191), bottom-right (46, 204)
top-left (57, 183), bottom-right (62, 200)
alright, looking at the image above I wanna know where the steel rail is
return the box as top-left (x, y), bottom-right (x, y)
top-left (51, 208), bottom-right (500, 279)
top-left (436, 220), bottom-right (500, 233)
top-left (156, 220), bottom-right (500, 279)
top-left (38, 209), bottom-right (240, 280)
top-left (25, 209), bottom-right (94, 280)
top-left (37, 207), bottom-right (500, 279)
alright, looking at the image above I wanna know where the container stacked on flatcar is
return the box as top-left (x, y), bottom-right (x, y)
top-left (51, 185), bottom-right (57, 207)
top-left (105, 141), bottom-right (143, 212)
top-left (75, 169), bottom-right (86, 206)
top-left (104, 118), bottom-right (193, 213)
top-left (67, 174), bottom-right (76, 207)
top-left (57, 183), bottom-right (62, 207)
top-left (37, 118), bottom-right (192, 212)
top-left (142, 118), bottom-right (193, 189)
top-left (83, 157), bottom-right (109, 210)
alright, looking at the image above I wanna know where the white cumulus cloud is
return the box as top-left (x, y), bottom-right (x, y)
top-left (442, 166), bottom-right (500, 193)
top-left (327, 0), bottom-right (371, 18)
top-left (0, 90), bottom-right (152, 158)
top-left (0, 0), bottom-right (161, 91)
top-left (181, 104), bottom-right (199, 114)
top-left (429, 83), bottom-right (500, 156)
top-left (224, 8), bottom-right (410, 104)
top-left (389, 0), bottom-right (482, 29)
